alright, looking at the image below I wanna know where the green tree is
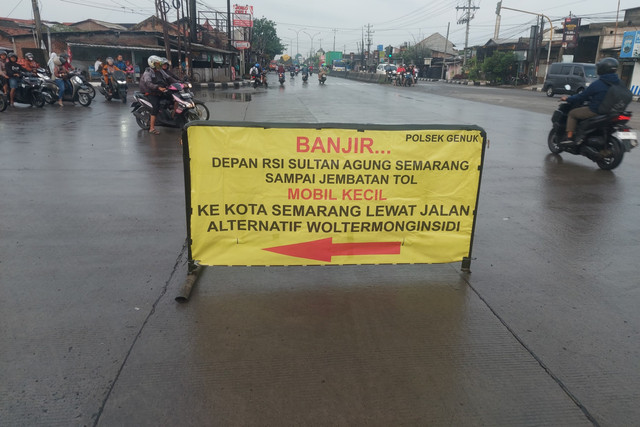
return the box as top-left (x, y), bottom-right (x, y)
top-left (466, 56), bottom-right (480, 80)
top-left (250, 18), bottom-right (285, 61)
top-left (402, 44), bottom-right (431, 66)
top-left (481, 51), bottom-right (517, 84)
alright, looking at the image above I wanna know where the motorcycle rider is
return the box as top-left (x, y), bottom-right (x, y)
top-left (560, 57), bottom-right (623, 145)
top-left (101, 57), bottom-right (121, 94)
top-left (0, 50), bottom-right (8, 96)
top-left (250, 63), bottom-right (261, 79)
top-left (396, 64), bottom-right (406, 85)
top-left (160, 58), bottom-right (180, 82)
top-left (5, 53), bottom-right (28, 107)
top-left (318, 63), bottom-right (328, 82)
top-left (139, 55), bottom-right (168, 134)
top-left (20, 52), bottom-right (40, 73)
top-left (53, 53), bottom-right (69, 106)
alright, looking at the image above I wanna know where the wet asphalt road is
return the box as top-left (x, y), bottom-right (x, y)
top-left (1, 74), bottom-right (639, 426)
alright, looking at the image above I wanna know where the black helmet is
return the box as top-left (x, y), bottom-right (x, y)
top-left (59, 53), bottom-right (68, 64)
top-left (597, 57), bottom-right (618, 75)
top-left (25, 52), bottom-right (34, 60)
top-left (8, 52), bottom-right (18, 60)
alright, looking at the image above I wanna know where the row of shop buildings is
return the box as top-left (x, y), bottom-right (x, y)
top-left (3, 7), bottom-right (640, 90)
top-left (0, 15), bottom-right (239, 82)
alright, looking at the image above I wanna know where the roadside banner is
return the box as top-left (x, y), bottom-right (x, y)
top-left (182, 122), bottom-right (487, 267)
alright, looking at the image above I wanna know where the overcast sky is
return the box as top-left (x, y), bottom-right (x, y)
top-left (3, 0), bottom-right (635, 55)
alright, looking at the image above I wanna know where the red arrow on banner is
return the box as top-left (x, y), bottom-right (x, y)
top-left (263, 238), bottom-right (402, 262)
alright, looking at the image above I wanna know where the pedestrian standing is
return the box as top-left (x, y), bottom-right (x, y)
top-left (94, 57), bottom-right (102, 75)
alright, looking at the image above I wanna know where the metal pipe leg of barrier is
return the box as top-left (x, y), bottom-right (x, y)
top-left (175, 265), bottom-right (203, 303)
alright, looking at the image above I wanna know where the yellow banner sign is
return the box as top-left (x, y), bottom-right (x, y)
top-left (184, 123), bottom-right (486, 266)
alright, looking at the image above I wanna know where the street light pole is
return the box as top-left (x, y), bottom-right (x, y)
top-left (500, 5), bottom-right (554, 77)
top-left (289, 28), bottom-right (304, 62)
top-left (303, 31), bottom-right (321, 58)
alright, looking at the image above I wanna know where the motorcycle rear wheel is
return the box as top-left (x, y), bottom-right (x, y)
top-left (547, 129), bottom-right (563, 154)
top-left (596, 139), bottom-right (624, 170)
top-left (0, 94), bottom-right (7, 112)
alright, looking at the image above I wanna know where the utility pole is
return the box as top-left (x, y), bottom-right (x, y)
top-left (30, 0), bottom-right (45, 57)
top-left (332, 29), bottom-right (338, 51)
top-left (366, 24), bottom-right (373, 63)
top-left (456, 0), bottom-right (479, 66)
top-left (500, 5), bottom-right (554, 78)
top-left (441, 22), bottom-right (450, 80)
top-left (155, 0), bottom-right (172, 67)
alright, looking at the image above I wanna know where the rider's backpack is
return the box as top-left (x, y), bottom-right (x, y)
top-left (598, 80), bottom-right (633, 114)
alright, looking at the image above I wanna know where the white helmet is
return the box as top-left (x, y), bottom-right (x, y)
top-left (148, 55), bottom-right (163, 68)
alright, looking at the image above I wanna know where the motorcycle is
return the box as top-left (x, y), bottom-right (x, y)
top-left (290, 70), bottom-right (295, 78)
top-left (252, 70), bottom-right (268, 88)
top-left (0, 90), bottom-right (7, 112)
top-left (180, 80), bottom-right (210, 120)
top-left (403, 71), bottom-right (413, 86)
top-left (318, 71), bottom-right (327, 85)
top-left (302, 72), bottom-right (308, 83)
top-left (76, 70), bottom-right (96, 99)
top-left (131, 82), bottom-right (200, 130)
top-left (38, 68), bottom-right (92, 107)
top-left (278, 72), bottom-right (285, 86)
top-left (13, 72), bottom-right (46, 107)
top-left (548, 100), bottom-right (637, 170)
top-left (99, 69), bottom-right (128, 103)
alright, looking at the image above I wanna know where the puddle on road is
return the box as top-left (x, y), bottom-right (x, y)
top-left (194, 92), bottom-right (253, 102)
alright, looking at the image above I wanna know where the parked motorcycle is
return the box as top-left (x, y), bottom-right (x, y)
top-left (548, 100), bottom-right (637, 170)
top-left (99, 70), bottom-right (128, 103)
top-left (38, 68), bottom-right (92, 107)
top-left (278, 72), bottom-right (285, 86)
top-left (131, 82), bottom-right (200, 130)
top-left (13, 72), bottom-right (46, 107)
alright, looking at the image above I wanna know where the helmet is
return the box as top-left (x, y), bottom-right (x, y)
top-left (106, 56), bottom-right (114, 65)
top-left (8, 52), bottom-right (18, 60)
top-left (147, 55), bottom-right (162, 68)
top-left (160, 57), bottom-right (170, 67)
top-left (59, 53), bottom-right (68, 64)
top-left (255, 63), bottom-right (260, 67)
top-left (25, 52), bottom-right (34, 60)
top-left (0, 50), bottom-right (6, 57)
top-left (597, 57), bottom-right (619, 75)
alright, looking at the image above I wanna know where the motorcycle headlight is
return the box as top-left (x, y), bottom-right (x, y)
top-left (72, 76), bottom-right (82, 84)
